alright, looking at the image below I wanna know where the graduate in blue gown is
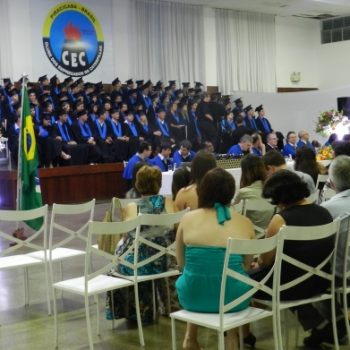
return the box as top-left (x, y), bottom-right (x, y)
top-left (149, 142), bottom-right (173, 172)
top-left (123, 141), bottom-right (152, 185)
top-left (283, 131), bottom-right (298, 159)
top-left (173, 140), bottom-right (196, 167)
top-left (227, 134), bottom-right (253, 156)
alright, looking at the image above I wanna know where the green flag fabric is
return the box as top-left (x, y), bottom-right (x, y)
top-left (20, 87), bottom-right (43, 230)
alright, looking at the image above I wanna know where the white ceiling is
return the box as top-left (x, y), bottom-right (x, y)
top-left (165, 0), bottom-right (350, 18)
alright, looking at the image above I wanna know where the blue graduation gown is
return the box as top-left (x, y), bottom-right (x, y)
top-left (149, 155), bottom-right (172, 172)
top-left (173, 150), bottom-right (196, 167)
top-left (123, 154), bottom-right (146, 180)
top-left (297, 140), bottom-right (315, 153)
top-left (283, 143), bottom-right (297, 158)
top-left (227, 144), bottom-right (243, 156)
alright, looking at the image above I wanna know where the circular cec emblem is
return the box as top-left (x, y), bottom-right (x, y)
top-left (42, 2), bottom-right (104, 77)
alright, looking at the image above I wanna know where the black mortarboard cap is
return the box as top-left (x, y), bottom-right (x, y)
top-left (164, 86), bottom-right (171, 92)
top-left (182, 82), bottom-right (190, 88)
top-left (168, 80), bottom-right (176, 85)
top-left (76, 110), bottom-right (87, 118)
top-left (112, 77), bottom-right (120, 86)
top-left (3, 78), bottom-right (11, 85)
top-left (76, 77), bottom-right (83, 85)
top-left (157, 107), bottom-right (166, 113)
top-left (155, 80), bottom-right (163, 87)
top-left (64, 76), bottom-right (73, 85)
top-left (194, 82), bottom-right (203, 88)
top-left (126, 79), bottom-right (134, 85)
top-left (28, 89), bottom-right (36, 95)
top-left (50, 74), bottom-right (58, 84)
top-left (59, 82), bottom-right (67, 90)
top-left (59, 93), bottom-right (69, 101)
top-left (38, 75), bottom-right (48, 82)
top-left (141, 81), bottom-right (151, 90)
top-left (136, 80), bottom-right (144, 87)
top-left (244, 105), bottom-right (253, 113)
top-left (128, 88), bottom-right (138, 95)
top-left (70, 81), bottom-right (79, 89)
top-left (84, 82), bottom-right (94, 89)
top-left (234, 98), bottom-right (242, 104)
top-left (255, 105), bottom-right (264, 113)
top-left (188, 88), bottom-right (195, 93)
top-left (8, 89), bottom-right (19, 97)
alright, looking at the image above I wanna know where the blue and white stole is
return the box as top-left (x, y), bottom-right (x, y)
top-left (57, 122), bottom-right (71, 142)
top-left (95, 120), bottom-right (107, 139)
top-left (79, 120), bottom-right (92, 139)
top-left (157, 118), bottom-right (169, 137)
top-left (111, 120), bottom-right (122, 137)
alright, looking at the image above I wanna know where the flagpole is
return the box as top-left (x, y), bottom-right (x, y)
top-left (16, 73), bottom-right (28, 212)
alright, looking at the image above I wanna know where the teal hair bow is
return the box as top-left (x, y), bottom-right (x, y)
top-left (214, 202), bottom-right (231, 225)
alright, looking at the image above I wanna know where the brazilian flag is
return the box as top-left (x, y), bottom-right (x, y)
top-left (20, 87), bottom-right (43, 230)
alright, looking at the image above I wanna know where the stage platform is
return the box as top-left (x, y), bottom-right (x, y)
top-left (0, 163), bottom-right (127, 209)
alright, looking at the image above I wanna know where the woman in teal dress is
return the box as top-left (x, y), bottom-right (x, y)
top-left (176, 168), bottom-right (255, 350)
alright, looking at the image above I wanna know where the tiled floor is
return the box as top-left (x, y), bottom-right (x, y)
top-left (0, 202), bottom-right (348, 349)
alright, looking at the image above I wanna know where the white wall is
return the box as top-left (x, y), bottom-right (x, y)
top-left (275, 16), bottom-right (320, 88)
top-left (318, 40), bottom-right (350, 89)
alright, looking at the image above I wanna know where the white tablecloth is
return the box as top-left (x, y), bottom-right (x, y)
top-left (160, 168), bottom-right (242, 196)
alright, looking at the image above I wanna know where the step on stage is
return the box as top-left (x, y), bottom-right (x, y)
top-left (0, 163), bottom-right (127, 209)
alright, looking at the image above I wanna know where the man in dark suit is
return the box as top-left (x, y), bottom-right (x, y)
top-left (231, 114), bottom-right (253, 145)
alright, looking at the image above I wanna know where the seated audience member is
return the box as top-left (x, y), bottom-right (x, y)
top-left (324, 133), bottom-right (338, 147)
top-left (52, 109), bottom-right (88, 165)
top-left (251, 133), bottom-right (266, 156)
top-left (282, 131), bottom-right (297, 158)
top-left (262, 150), bottom-right (316, 195)
top-left (149, 142), bottom-right (173, 172)
top-left (173, 140), bottom-right (196, 167)
top-left (255, 105), bottom-right (272, 142)
top-left (174, 151), bottom-right (217, 211)
top-left (122, 141), bottom-right (152, 186)
top-left (107, 166), bottom-right (175, 324)
top-left (71, 109), bottom-right (102, 164)
top-left (253, 170), bottom-right (334, 333)
top-left (233, 154), bottom-right (274, 232)
top-left (231, 114), bottom-right (253, 145)
top-left (176, 168), bottom-right (255, 350)
top-left (297, 130), bottom-right (315, 152)
top-left (93, 108), bottom-right (114, 163)
top-left (302, 155), bottom-right (350, 347)
top-left (243, 105), bottom-right (258, 131)
top-left (108, 108), bottom-right (129, 162)
top-left (294, 147), bottom-right (326, 185)
top-left (125, 161), bottom-right (148, 199)
top-left (265, 132), bottom-right (280, 153)
top-left (171, 166), bottom-right (191, 200)
top-left (227, 134), bottom-right (253, 156)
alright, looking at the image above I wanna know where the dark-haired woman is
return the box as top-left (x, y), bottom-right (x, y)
top-left (252, 170), bottom-right (334, 332)
top-left (174, 151), bottom-right (217, 211)
top-left (176, 168), bottom-right (255, 350)
top-left (233, 154), bottom-right (273, 233)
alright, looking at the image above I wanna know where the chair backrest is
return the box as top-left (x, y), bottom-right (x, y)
top-left (316, 174), bottom-right (329, 191)
top-left (133, 209), bottom-right (189, 269)
top-left (340, 213), bottom-right (350, 286)
top-left (0, 205), bottom-right (49, 257)
top-left (85, 217), bottom-right (141, 284)
top-left (49, 199), bottom-right (96, 250)
top-left (274, 219), bottom-right (340, 301)
top-left (219, 235), bottom-right (280, 327)
top-left (111, 197), bottom-right (141, 221)
top-left (242, 199), bottom-right (276, 238)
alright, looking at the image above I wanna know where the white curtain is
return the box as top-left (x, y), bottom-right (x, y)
top-left (129, 0), bottom-right (205, 85)
top-left (215, 9), bottom-right (276, 93)
top-left (0, 0), bottom-right (13, 78)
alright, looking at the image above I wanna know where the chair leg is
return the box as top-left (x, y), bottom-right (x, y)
top-left (59, 261), bottom-right (63, 299)
top-left (44, 262), bottom-right (52, 315)
top-left (294, 309), bottom-right (299, 348)
top-left (218, 331), bottom-right (225, 350)
top-left (85, 294), bottom-right (94, 350)
top-left (343, 290), bottom-right (350, 343)
top-left (134, 283), bottom-right (145, 346)
top-left (111, 290), bottom-right (115, 329)
top-left (165, 277), bottom-right (171, 315)
top-left (239, 326), bottom-right (244, 350)
top-left (152, 280), bottom-right (156, 321)
top-left (171, 318), bottom-right (177, 350)
top-left (23, 267), bottom-right (29, 306)
top-left (53, 288), bottom-right (59, 348)
top-left (274, 308), bottom-right (284, 350)
top-left (331, 295), bottom-right (340, 350)
top-left (94, 295), bottom-right (100, 336)
top-left (283, 310), bottom-right (289, 350)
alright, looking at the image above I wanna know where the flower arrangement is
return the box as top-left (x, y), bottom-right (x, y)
top-left (316, 145), bottom-right (334, 161)
top-left (315, 109), bottom-right (343, 137)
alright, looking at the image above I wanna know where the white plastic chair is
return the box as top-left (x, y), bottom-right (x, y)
top-left (0, 205), bottom-right (50, 314)
top-left (170, 235), bottom-right (281, 350)
top-left (27, 199), bottom-right (96, 284)
top-left (336, 213), bottom-right (350, 342)
top-left (52, 217), bottom-right (144, 350)
top-left (255, 219), bottom-right (341, 349)
top-left (241, 198), bottom-right (276, 238)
